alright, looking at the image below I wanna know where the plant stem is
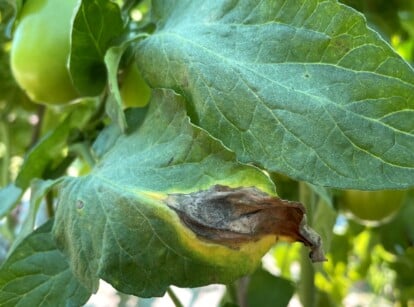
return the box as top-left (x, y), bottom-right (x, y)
top-left (299, 246), bottom-right (316, 307)
top-left (166, 287), bottom-right (184, 307)
top-left (28, 104), bottom-right (45, 149)
top-left (235, 277), bottom-right (249, 307)
top-left (298, 182), bottom-right (316, 307)
top-left (69, 143), bottom-right (96, 168)
top-left (226, 283), bottom-right (238, 304)
top-left (299, 182), bottom-right (316, 225)
top-left (45, 191), bottom-right (54, 218)
top-left (0, 121), bottom-right (10, 186)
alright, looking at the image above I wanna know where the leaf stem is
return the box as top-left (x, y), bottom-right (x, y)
top-left (69, 142), bottom-right (96, 168)
top-left (0, 121), bottom-right (10, 186)
top-left (45, 191), bottom-right (54, 218)
top-left (298, 182), bottom-right (316, 307)
top-left (299, 246), bottom-right (316, 307)
top-left (226, 283), bottom-right (238, 304)
top-left (166, 287), bottom-right (184, 307)
top-left (28, 104), bottom-right (45, 149)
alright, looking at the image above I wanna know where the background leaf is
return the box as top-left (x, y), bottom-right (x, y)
top-left (53, 89), bottom-right (279, 297)
top-left (0, 220), bottom-right (91, 307)
top-left (104, 42), bottom-right (130, 132)
top-left (136, 0), bottom-right (414, 190)
top-left (70, 0), bottom-right (124, 96)
top-left (246, 268), bottom-right (295, 307)
top-left (0, 184), bottom-right (22, 218)
top-left (8, 179), bottom-right (60, 254)
top-left (104, 35), bottom-right (148, 132)
top-left (15, 103), bottom-right (95, 190)
top-left (15, 117), bottom-right (72, 189)
top-left (0, 0), bottom-right (22, 38)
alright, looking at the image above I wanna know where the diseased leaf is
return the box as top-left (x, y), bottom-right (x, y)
top-left (166, 185), bottom-right (325, 262)
top-left (302, 183), bottom-right (337, 250)
top-left (70, 0), bottom-right (124, 96)
top-left (0, 220), bottom-right (91, 307)
top-left (136, 0), bottom-right (414, 190)
top-left (311, 199), bottom-right (337, 252)
top-left (53, 89), bottom-right (322, 297)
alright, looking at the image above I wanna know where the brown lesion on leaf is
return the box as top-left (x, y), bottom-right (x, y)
top-left (166, 185), bottom-right (326, 262)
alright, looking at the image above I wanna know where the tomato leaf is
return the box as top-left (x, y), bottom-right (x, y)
top-left (104, 42), bottom-right (130, 132)
top-left (15, 104), bottom-right (95, 189)
top-left (53, 89), bottom-right (323, 297)
top-left (15, 118), bottom-right (72, 189)
top-left (166, 185), bottom-right (325, 262)
top-left (104, 35), bottom-right (148, 132)
top-left (0, 0), bottom-right (21, 38)
top-left (0, 220), bottom-right (91, 306)
top-left (8, 179), bottom-right (61, 254)
top-left (70, 0), bottom-right (124, 96)
top-left (311, 199), bottom-right (337, 252)
top-left (136, 0), bottom-right (414, 190)
top-left (246, 268), bottom-right (295, 307)
top-left (0, 184), bottom-right (22, 218)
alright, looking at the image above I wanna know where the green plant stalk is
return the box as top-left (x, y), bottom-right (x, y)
top-left (45, 191), bottom-right (54, 218)
top-left (68, 142), bottom-right (96, 168)
top-left (28, 105), bottom-right (45, 149)
top-left (0, 121), bottom-right (10, 186)
top-left (166, 287), bottom-right (184, 307)
top-left (299, 246), bottom-right (316, 307)
top-left (298, 182), bottom-right (316, 307)
top-left (226, 283), bottom-right (238, 304)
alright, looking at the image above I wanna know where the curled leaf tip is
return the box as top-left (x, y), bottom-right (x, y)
top-left (166, 185), bottom-right (326, 263)
top-left (299, 216), bottom-right (327, 263)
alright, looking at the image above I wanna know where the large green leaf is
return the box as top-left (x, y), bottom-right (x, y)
top-left (53, 89), bottom-right (322, 297)
top-left (136, 0), bottom-right (414, 190)
top-left (0, 220), bottom-right (91, 307)
top-left (70, 0), bottom-right (124, 96)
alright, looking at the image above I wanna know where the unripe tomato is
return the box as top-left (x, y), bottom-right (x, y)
top-left (338, 190), bottom-right (406, 227)
top-left (11, 0), bottom-right (80, 104)
top-left (120, 63), bottom-right (151, 108)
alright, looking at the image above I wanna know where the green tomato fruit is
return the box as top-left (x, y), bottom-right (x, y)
top-left (11, 0), bottom-right (80, 104)
top-left (338, 190), bottom-right (406, 227)
top-left (120, 63), bottom-right (151, 108)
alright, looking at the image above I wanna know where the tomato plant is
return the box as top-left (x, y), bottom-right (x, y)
top-left (1, 0), bottom-right (414, 306)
